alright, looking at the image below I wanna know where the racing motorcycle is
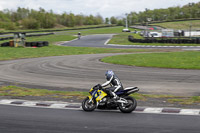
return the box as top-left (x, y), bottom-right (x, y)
top-left (82, 84), bottom-right (139, 113)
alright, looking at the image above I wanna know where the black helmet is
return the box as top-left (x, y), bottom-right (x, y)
top-left (105, 70), bottom-right (114, 80)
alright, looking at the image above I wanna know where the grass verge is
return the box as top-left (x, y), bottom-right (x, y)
top-left (109, 33), bottom-right (200, 46)
top-left (108, 32), bottom-right (143, 45)
top-left (0, 26), bottom-right (154, 60)
top-left (52, 26), bottom-right (125, 36)
top-left (0, 86), bottom-right (88, 100)
top-left (102, 51), bottom-right (200, 69)
top-left (150, 20), bottom-right (200, 30)
top-left (0, 24), bottom-right (116, 33)
top-left (0, 45), bottom-right (152, 61)
top-left (131, 93), bottom-right (200, 105)
top-left (0, 86), bottom-right (199, 105)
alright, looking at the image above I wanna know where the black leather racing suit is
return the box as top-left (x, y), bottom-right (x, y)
top-left (101, 75), bottom-right (123, 97)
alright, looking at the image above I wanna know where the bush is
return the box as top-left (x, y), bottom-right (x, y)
top-left (0, 21), bottom-right (16, 30)
top-left (22, 18), bottom-right (40, 29)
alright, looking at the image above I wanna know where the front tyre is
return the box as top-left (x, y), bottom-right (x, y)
top-left (119, 96), bottom-right (137, 113)
top-left (82, 97), bottom-right (96, 112)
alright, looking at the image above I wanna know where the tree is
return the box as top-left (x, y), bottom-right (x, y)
top-left (75, 14), bottom-right (84, 26)
top-left (105, 17), bottom-right (109, 24)
top-left (117, 19), bottom-right (124, 26)
top-left (110, 16), bottom-right (117, 24)
top-left (94, 14), bottom-right (103, 25)
top-left (21, 18), bottom-right (40, 29)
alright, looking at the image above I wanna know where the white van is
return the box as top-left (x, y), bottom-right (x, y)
top-left (149, 32), bottom-right (162, 37)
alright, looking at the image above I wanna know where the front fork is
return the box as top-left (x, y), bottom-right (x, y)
top-left (88, 96), bottom-right (99, 107)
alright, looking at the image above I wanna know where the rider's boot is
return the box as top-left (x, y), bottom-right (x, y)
top-left (112, 92), bottom-right (119, 100)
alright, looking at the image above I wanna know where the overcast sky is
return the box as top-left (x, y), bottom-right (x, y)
top-left (0, 0), bottom-right (199, 18)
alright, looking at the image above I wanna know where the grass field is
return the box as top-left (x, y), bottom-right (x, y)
top-left (0, 86), bottom-right (88, 100)
top-left (101, 51), bottom-right (200, 69)
top-left (1, 26), bottom-right (199, 70)
top-left (1, 25), bottom-right (200, 105)
top-left (0, 86), bottom-right (199, 105)
top-left (109, 33), bottom-right (200, 46)
top-left (0, 26), bottom-right (153, 60)
top-left (55, 26), bottom-right (125, 36)
top-left (151, 20), bottom-right (200, 30)
top-left (0, 24), bottom-right (115, 33)
top-left (108, 32), bottom-right (143, 45)
top-left (109, 20), bottom-right (200, 46)
top-left (0, 45), bottom-right (152, 61)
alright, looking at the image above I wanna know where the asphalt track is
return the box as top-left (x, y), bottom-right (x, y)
top-left (1, 33), bottom-right (200, 133)
top-left (62, 34), bottom-right (200, 50)
top-left (0, 34), bottom-right (200, 96)
top-left (0, 53), bottom-right (200, 96)
top-left (62, 34), bottom-right (116, 48)
top-left (0, 105), bottom-right (200, 133)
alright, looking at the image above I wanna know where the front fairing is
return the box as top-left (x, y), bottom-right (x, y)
top-left (88, 88), bottom-right (107, 102)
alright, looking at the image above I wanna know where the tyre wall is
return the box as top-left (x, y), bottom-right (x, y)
top-left (128, 35), bottom-right (200, 44)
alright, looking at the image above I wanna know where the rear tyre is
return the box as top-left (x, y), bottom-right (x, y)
top-left (82, 97), bottom-right (96, 112)
top-left (119, 96), bottom-right (137, 113)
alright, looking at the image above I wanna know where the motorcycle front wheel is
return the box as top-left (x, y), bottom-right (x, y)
top-left (82, 97), bottom-right (96, 112)
top-left (119, 96), bottom-right (137, 113)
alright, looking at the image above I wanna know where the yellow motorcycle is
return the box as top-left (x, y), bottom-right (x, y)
top-left (82, 84), bottom-right (139, 113)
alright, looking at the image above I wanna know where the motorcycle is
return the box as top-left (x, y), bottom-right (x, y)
top-left (82, 84), bottom-right (139, 113)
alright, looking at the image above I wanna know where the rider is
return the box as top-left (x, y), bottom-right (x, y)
top-left (101, 70), bottom-right (123, 100)
top-left (77, 32), bottom-right (81, 39)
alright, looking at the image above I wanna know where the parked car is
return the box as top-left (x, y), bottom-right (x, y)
top-left (122, 28), bottom-right (130, 32)
top-left (149, 32), bottom-right (162, 37)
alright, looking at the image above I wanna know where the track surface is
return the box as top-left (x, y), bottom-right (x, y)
top-left (62, 34), bottom-right (115, 48)
top-left (62, 34), bottom-right (200, 50)
top-left (1, 31), bottom-right (200, 133)
top-left (0, 105), bottom-right (200, 133)
top-left (0, 53), bottom-right (200, 96)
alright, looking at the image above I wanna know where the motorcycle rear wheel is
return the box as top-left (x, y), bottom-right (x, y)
top-left (119, 96), bottom-right (137, 113)
top-left (82, 97), bottom-right (96, 112)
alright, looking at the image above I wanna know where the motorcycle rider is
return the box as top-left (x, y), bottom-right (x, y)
top-left (101, 70), bottom-right (123, 100)
top-left (77, 32), bottom-right (81, 39)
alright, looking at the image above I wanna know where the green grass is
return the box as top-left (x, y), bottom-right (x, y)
top-left (0, 27), bottom-right (154, 61)
top-left (132, 93), bottom-right (200, 105)
top-left (0, 86), bottom-right (88, 100)
top-left (109, 32), bottom-right (200, 46)
top-left (80, 26), bottom-right (124, 35)
top-left (102, 51), bottom-right (200, 69)
top-left (151, 20), bottom-right (200, 30)
top-left (108, 32), bottom-right (143, 45)
top-left (0, 33), bottom-right (151, 61)
top-left (0, 45), bottom-right (151, 61)
top-left (56, 26), bottom-right (125, 36)
top-left (0, 24), bottom-right (115, 33)
top-left (1, 26), bottom-right (124, 43)
top-left (1, 86), bottom-right (199, 105)
top-left (168, 96), bottom-right (200, 105)
top-left (26, 34), bottom-right (76, 44)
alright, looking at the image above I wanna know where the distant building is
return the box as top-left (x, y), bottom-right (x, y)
top-left (184, 31), bottom-right (200, 37)
top-left (162, 29), bottom-right (174, 37)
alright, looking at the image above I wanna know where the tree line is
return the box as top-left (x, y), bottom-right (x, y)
top-left (105, 2), bottom-right (200, 26)
top-left (0, 7), bottom-right (105, 30)
top-left (0, 2), bottom-right (199, 30)
top-left (126, 2), bottom-right (200, 25)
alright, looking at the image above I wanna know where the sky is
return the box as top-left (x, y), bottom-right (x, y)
top-left (0, 0), bottom-right (199, 18)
